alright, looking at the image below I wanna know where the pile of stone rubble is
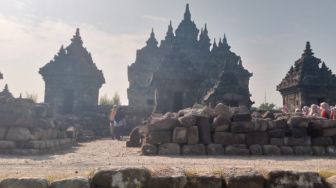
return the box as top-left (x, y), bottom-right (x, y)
top-left (141, 103), bottom-right (336, 156)
top-left (0, 97), bottom-right (74, 155)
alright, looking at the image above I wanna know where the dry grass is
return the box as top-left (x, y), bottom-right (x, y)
top-left (46, 170), bottom-right (92, 183)
top-left (319, 170), bottom-right (336, 178)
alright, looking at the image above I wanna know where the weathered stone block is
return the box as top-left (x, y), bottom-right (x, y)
top-left (11, 149), bottom-right (40, 155)
top-left (187, 126), bottom-right (199, 144)
top-left (232, 114), bottom-right (252, 122)
top-left (182, 144), bottom-right (205, 155)
top-left (287, 116), bottom-right (309, 128)
top-left (214, 124), bottom-right (230, 132)
top-left (50, 177), bottom-right (90, 188)
top-left (309, 119), bottom-right (329, 129)
top-left (252, 119), bottom-right (268, 131)
top-left (172, 127), bottom-right (187, 144)
top-left (196, 117), bottom-right (212, 144)
top-left (270, 119), bottom-right (287, 130)
top-left (249, 144), bottom-right (263, 155)
top-left (91, 167), bottom-right (150, 188)
top-left (148, 168), bottom-right (187, 188)
top-left (185, 175), bottom-right (222, 188)
top-left (322, 128), bottom-right (336, 137)
top-left (225, 170), bottom-right (265, 188)
top-left (213, 132), bottom-right (245, 145)
top-left (312, 146), bottom-right (327, 156)
top-left (293, 146), bottom-right (312, 155)
top-left (225, 145), bottom-right (250, 155)
top-left (0, 140), bottom-right (16, 149)
top-left (268, 129), bottom-right (286, 138)
top-left (213, 115), bottom-right (230, 127)
top-left (326, 146), bottom-right (336, 156)
top-left (262, 111), bottom-right (275, 119)
top-left (148, 118), bottom-right (180, 132)
top-left (270, 138), bottom-right (284, 146)
top-left (284, 137), bottom-right (311, 146)
top-left (266, 171), bottom-right (327, 188)
top-left (246, 132), bottom-right (269, 145)
top-left (263, 145), bottom-right (281, 156)
top-left (206, 144), bottom-right (224, 155)
top-left (5, 127), bottom-right (33, 141)
top-left (142, 144), bottom-right (157, 156)
top-left (312, 137), bottom-right (333, 146)
top-left (280, 146), bottom-right (294, 155)
top-left (22, 141), bottom-right (44, 149)
top-left (214, 103), bottom-right (232, 118)
top-left (0, 178), bottom-right (48, 188)
top-left (159, 143), bottom-right (180, 155)
top-left (231, 121), bottom-right (253, 133)
top-left (147, 131), bottom-right (172, 145)
top-left (178, 114), bottom-right (196, 128)
top-left (0, 127), bottom-right (7, 140)
top-left (290, 128), bottom-right (308, 138)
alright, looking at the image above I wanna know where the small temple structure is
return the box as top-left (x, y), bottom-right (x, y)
top-left (128, 4), bottom-right (253, 114)
top-left (277, 42), bottom-right (336, 112)
top-left (0, 84), bottom-right (13, 99)
top-left (39, 28), bottom-right (105, 114)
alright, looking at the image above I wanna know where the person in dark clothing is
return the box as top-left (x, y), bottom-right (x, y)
top-left (114, 108), bottom-right (126, 140)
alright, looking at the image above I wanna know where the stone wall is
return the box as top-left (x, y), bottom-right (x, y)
top-left (0, 167), bottom-right (334, 188)
top-left (0, 97), bottom-right (74, 155)
top-left (141, 104), bottom-right (336, 156)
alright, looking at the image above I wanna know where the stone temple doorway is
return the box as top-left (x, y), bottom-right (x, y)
top-left (62, 89), bottom-right (74, 114)
top-left (173, 92), bottom-right (183, 112)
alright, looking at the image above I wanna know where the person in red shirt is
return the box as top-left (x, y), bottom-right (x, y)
top-left (330, 106), bottom-right (335, 120)
top-left (320, 102), bottom-right (330, 119)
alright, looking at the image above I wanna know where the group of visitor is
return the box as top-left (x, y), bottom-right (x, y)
top-left (109, 105), bottom-right (126, 140)
top-left (294, 102), bottom-right (336, 119)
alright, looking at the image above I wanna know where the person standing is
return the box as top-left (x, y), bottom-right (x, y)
top-left (114, 107), bottom-right (126, 141)
top-left (320, 102), bottom-right (330, 119)
top-left (109, 105), bottom-right (118, 139)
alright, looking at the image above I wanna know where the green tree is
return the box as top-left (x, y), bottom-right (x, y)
top-left (99, 94), bottom-right (113, 105)
top-left (99, 92), bottom-right (121, 106)
top-left (25, 92), bottom-right (38, 103)
top-left (112, 92), bottom-right (121, 106)
top-left (259, 102), bottom-right (276, 111)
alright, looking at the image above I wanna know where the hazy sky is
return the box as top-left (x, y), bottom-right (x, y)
top-left (0, 0), bottom-right (335, 107)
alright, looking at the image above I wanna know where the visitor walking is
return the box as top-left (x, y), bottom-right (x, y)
top-left (114, 107), bottom-right (126, 141)
top-left (109, 105), bottom-right (118, 139)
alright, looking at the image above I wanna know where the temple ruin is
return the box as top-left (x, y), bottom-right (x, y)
top-left (277, 42), bottom-right (336, 112)
top-left (39, 28), bottom-right (105, 114)
top-left (128, 4), bottom-right (253, 114)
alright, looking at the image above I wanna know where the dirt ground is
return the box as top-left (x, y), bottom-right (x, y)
top-left (0, 139), bottom-right (336, 179)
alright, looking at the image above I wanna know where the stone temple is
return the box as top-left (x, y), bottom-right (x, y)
top-left (128, 4), bottom-right (253, 114)
top-left (277, 42), bottom-right (336, 112)
top-left (40, 29), bottom-right (105, 114)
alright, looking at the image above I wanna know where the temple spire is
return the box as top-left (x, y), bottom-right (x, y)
top-left (222, 34), bottom-right (231, 50)
top-left (70, 28), bottom-right (83, 46)
top-left (204, 24), bottom-right (208, 35)
top-left (0, 84), bottom-right (13, 98)
top-left (4, 84), bottom-right (9, 92)
top-left (302, 41), bottom-right (314, 57)
top-left (165, 21), bottom-right (174, 40)
top-left (146, 28), bottom-right (158, 47)
top-left (184, 4), bottom-right (191, 21)
top-left (218, 38), bottom-right (223, 48)
top-left (211, 39), bottom-right (218, 52)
